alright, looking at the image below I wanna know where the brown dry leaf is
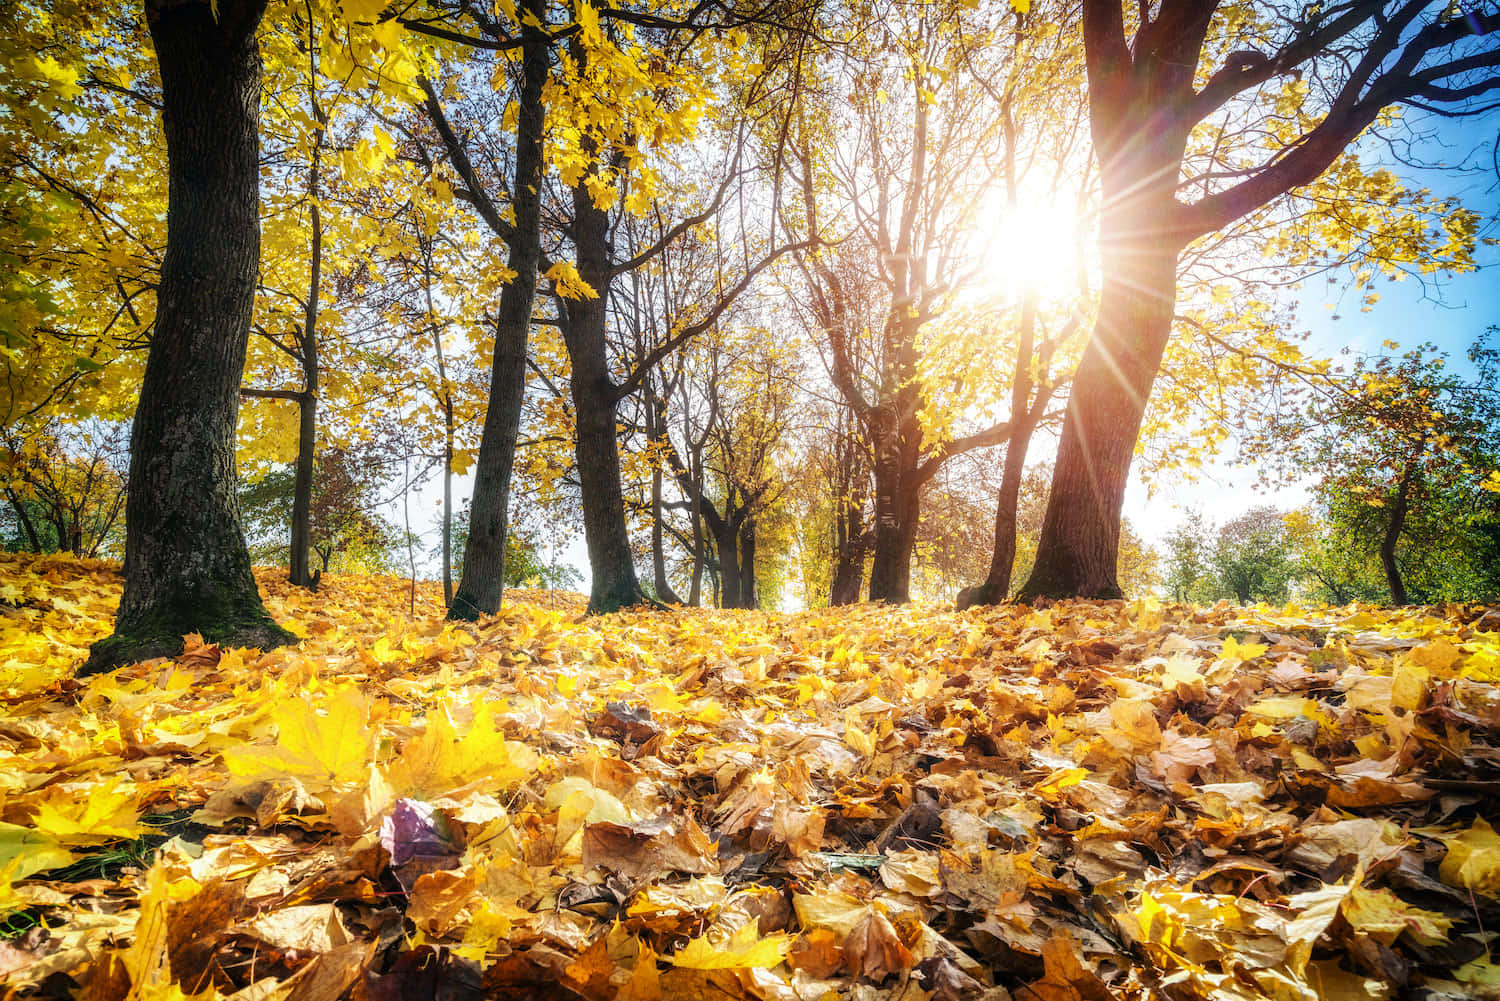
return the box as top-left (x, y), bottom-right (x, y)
top-left (1025, 933), bottom-right (1116, 1001)
top-left (844, 909), bottom-right (915, 984)
top-left (237, 902), bottom-right (352, 955)
top-left (580, 814), bottom-right (717, 878)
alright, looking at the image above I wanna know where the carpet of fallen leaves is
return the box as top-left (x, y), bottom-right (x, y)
top-left (4, 554), bottom-right (1500, 1001)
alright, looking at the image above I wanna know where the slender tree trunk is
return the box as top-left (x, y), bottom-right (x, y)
top-left (442, 397), bottom-right (453, 606)
top-left (1381, 459), bottom-right (1419, 605)
top-left (1018, 230), bottom-right (1179, 602)
top-left (6, 489), bottom-right (43, 552)
top-left (648, 398), bottom-right (683, 604)
top-left (83, 0), bottom-right (292, 676)
top-left (966, 292), bottom-right (1044, 608)
top-left (563, 174), bottom-right (645, 614)
top-left (448, 0), bottom-right (548, 620)
top-left (288, 56), bottom-right (323, 590)
top-left (688, 483), bottom-right (704, 605)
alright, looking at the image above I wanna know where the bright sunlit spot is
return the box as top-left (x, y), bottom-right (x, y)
top-left (975, 195), bottom-right (1085, 297)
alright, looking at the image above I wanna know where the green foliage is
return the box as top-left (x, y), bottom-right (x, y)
top-left (1211, 506), bottom-right (1297, 606)
top-left (239, 445), bottom-right (398, 576)
top-left (1162, 509), bottom-right (1216, 604)
top-left (1246, 333), bottom-right (1500, 604)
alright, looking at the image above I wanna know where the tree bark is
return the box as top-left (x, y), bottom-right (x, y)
top-left (6, 488), bottom-right (43, 552)
top-left (828, 484), bottom-right (866, 605)
top-left (866, 398), bottom-right (922, 602)
top-left (1018, 240), bottom-right (1178, 601)
top-left (562, 173), bottom-right (647, 614)
top-left (647, 393), bottom-right (683, 604)
top-left (448, 0), bottom-right (548, 620)
top-left (83, 0), bottom-right (293, 676)
top-left (288, 35), bottom-right (324, 590)
top-left (737, 517), bottom-right (757, 609)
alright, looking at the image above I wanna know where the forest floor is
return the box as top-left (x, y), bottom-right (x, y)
top-left (2, 552), bottom-right (1500, 1001)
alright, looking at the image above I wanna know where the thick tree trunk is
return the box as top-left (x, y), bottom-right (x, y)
top-left (867, 422), bottom-right (921, 603)
top-left (563, 178), bottom-right (645, 614)
top-left (713, 518), bottom-right (742, 608)
top-left (738, 518), bottom-right (757, 609)
top-left (83, 0), bottom-right (292, 676)
top-left (1018, 233), bottom-right (1179, 602)
top-left (448, 1), bottom-right (547, 620)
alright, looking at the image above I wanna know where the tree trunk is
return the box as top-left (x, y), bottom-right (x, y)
top-left (5, 488), bottom-right (43, 552)
top-left (738, 518), bottom-right (757, 609)
top-left (288, 74), bottom-right (322, 590)
top-left (967, 428), bottom-right (1034, 607)
top-left (713, 517), bottom-right (742, 608)
top-left (828, 484), bottom-right (866, 605)
top-left (441, 399), bottom-right (453, 606)
top-left (448, 0), bottom-right (547, 620)
top-left (648, 396), bottom-right (683, 604)
top-left (867, 419), bottom-right (921, 603)
top-left (1380, 458), bottom-right (1418, 606)
top-left (1018, 235), bottom-right (1179, 602)
top-left (966, 291), bottom-right (1045, 609)
top-left (563, 173), bottom-right (646, 614)
top-left (83, 0), bottom-right (292, 676)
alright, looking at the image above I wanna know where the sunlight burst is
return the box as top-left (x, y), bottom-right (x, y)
top-left (976, 197), bottom-right (1085, 297)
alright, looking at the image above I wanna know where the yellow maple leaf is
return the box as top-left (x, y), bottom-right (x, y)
top-left (0, 824), bottom-right (74, 880)
top-left (1440, 818), bottom-right (1500, 896)
top-left (30, 776), bottom-right (145, 845)
top-left (383, 700), bottom-right (538, 799)
top-left (1220, 634), bottom-right (1268, 663)
top-left (671, 920), bottom-right (793, 969)
top-left (546, 261), bottom-right (599, 301)
top-left (222, 684), bottom-right (374, 791)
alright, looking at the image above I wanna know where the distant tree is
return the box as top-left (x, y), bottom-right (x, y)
top-left (1161, 508), bottom-right (1215, 604)
top-left (1212, 506), bottom-right (1295, 605)
top-left (1282, 505), bottom-right (1387, 605)
top-left (240, 445), bottom-right (399, 580)
top-left (1251, 338), bottom-right (1500, 604)
top-left (0, 419), bottom-right (126, 558)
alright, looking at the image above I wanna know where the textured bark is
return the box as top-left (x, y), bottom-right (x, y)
top-left (563, 175), bottom-right (647, 615)
top-left (866, 399), bottom-right (923, 602)
top-left (448, 0), bottom-right (548, 620)
top-left (1018, 242), bottom-right (1178, 601)
top-left (83, 0), bottom-right (292, 676)
top-left (1018, 0), bottom-right (1203, 602)
top-left (737, 519), bottom-right (757, 609)
top-left (828, 482), bottom-right (866, 606)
